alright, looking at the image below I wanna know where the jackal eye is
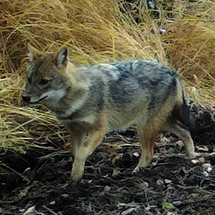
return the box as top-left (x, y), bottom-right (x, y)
top-left (39, 79), bottom-right (49, 85)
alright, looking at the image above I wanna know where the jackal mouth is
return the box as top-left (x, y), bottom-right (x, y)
top-left (38, 95), bottom-right (48, 102)
top-left (29, 95), bottom-right (48, 104)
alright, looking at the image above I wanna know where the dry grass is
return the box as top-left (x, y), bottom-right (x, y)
top-left (0, 0), bottom-right (215, 152)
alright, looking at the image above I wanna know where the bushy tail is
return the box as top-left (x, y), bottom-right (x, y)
top-left (178, 94), bottom-right (196, 137)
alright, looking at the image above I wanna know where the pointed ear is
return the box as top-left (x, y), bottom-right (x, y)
top-left (54, 46), bottom-right (68, 67)
top-left (27, 43), bottom-right (43, 63)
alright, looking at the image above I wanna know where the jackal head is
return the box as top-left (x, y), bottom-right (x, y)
top-left (22, 44), bottom-right (71, 105)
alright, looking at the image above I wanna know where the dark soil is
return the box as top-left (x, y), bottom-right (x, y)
top-left (0, 104), bottom-right (215, 215)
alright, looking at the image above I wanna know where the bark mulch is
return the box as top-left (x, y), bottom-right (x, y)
top-left (0, 104), bottom-right (215, 215)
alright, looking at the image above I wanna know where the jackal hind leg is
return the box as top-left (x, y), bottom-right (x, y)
top-left (71, 120), bottom-right (107, 183)
top-left (133, 122), bottom-right (158, 174)
top-left (164, 120), bottom-right (196, 158)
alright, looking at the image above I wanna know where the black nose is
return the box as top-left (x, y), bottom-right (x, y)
top-left (22, 95), bottom-right (31, 103)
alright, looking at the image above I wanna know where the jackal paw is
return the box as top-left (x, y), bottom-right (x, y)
top-left (70, 170), bottom-right (83, 185)
top-left (187, 152), bottom-right (200, 159)
top-left (69, 179), bottom-right (79, 186)
top-left (132, 165), bottom-right (146, 175)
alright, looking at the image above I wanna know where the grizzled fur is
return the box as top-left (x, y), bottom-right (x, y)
top-left (22, 44), bottom-right (196, 183)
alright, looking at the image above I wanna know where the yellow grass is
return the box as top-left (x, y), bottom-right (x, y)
top-left (0, 0), bottom-right (215, 152)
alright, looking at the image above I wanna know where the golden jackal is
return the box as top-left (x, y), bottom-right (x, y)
top-left (22, 44), bottom-right (196, 183)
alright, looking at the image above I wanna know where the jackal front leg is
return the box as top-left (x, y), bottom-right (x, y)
top-left (71, 122), bottom-right (106, 183)
top-left (66, 123), bottom-right (87, 157)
